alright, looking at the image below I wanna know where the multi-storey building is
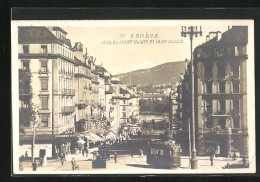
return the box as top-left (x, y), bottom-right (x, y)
top-left (74, 42), bottom-right (93, 132)
top-left (18, 26), bottom-right (76, 158)
top-left (193, 26), bottom-right (248, 157)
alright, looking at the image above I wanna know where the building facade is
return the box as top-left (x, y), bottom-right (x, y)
top-left (193, 26), bottom-right (248, 157)
top-left (18, 26), bottom-right (76, 158)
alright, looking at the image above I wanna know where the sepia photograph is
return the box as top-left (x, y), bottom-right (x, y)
top-left (11, 20), bottom-right (255, 174)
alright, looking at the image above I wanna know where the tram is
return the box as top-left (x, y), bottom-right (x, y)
top-left (147, 140), bottom-right (181, 169)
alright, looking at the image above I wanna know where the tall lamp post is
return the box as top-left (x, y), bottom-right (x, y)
top-left (181, 26), bottom-right (202, 169)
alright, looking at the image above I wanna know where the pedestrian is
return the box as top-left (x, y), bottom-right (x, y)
top-left (32, 159), bottom-right (37, 171)
top-left (85, 148), bottom-right (89, 157)
top-left (131, 151), bottom-right (134, 158)
top-left (43, 154), bottom-right (47, 167)
top-left (61, 157), bottom-right (65, 166)
top-left (25, 151), bottom-right (28, 158)
top-left (114, 152), bottom-right (118, 163)
top-left (82, 148), bottom-right (85, 156)
top-left (39, 157), bottom-right (43, 167)
top-left (210, 154), bottom-right (214, 166)
top-left (71, 158), bottom-right (75, 170)
top-left (19, 161), bottom-right (24, 171)
top-left (242, 156), bottom-right (247, 167)
top-left (232, 152), bottom-right (237, 160)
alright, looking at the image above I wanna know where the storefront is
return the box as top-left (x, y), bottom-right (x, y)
top-left (19, 135), bottom-right (54, 159)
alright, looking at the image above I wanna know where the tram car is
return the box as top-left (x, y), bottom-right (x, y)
top-left (147, 140), bottom-right (181, 169)
top-left (98, 145), bottom-right (110, 160)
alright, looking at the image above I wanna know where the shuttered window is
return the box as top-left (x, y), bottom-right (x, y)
top-left (41, 97), bottom-right (48, 109)
top-left (41, 79), bottom-right (48, 90)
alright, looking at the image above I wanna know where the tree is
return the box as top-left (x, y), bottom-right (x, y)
top-left (19, 69), bottom-right (34, 135)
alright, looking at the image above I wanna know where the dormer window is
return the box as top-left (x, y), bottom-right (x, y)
top-left (23, 45), bottom-right (29, 54)
top-left (41, 45), bottom-right (47, 54)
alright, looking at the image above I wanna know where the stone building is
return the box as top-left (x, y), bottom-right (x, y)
top-left (18, 26), bottom-right (76, 158)
top-left (193, 26), bottom-right (248, 157)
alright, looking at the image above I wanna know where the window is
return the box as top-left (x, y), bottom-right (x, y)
top-left (233, 99), bottom-right (240, 111)
top-left (159, 149), bottom-right (164, 155)
top-left (123, 106), bottom-right (126, 111)
top-left (206, 82), bottom-right (212, 93)
top-left (205, 64), bottom-right (212, 77)
top-left (231, 63), bottom-right (240, 77)
top-left (23, 45), bottom-right (29, 53)
top-left (41, 79), bottom-right (48, 90)
top-left (206, 100), bottom-right (212, 112)
top-left (41, 45), bottom-right (47, 54)
top-left (219, 118), bottom-right (226, 129)
top-left (218, 100), bottom-right (226, 114)
top-left (41, 97), bottom-right (48, 109)
top-left (123, 113), bottom-right (126, 118)
top-left (22, 61), bottom-right (30, 70)
top-left (151, 149), bottom-right (157, 155)
top-left (40, 61), bottom-right (48, 72)
top-left (233, 81), bottom-right (240, 93)
top-left (205, 118), bottom-right (213, 128)
top-left (233, 117), bottom-right (240, 128)
top-left (41, 114), bottom-right (48, 127)
top-left (217, 62), bottom-right (225, 77)
top-left (219, 81), bottom-right (225, 93)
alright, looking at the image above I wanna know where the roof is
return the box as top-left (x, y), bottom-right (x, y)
top-left (18, 26), bottom-right (57, 44)
top-left (219, 26), bottom-right (248, 45)
top-left (74, 56), bottom-right (91, 69)
top-left (120, 87), bottom-right (131, 95)
top-left (18, 26), bottom-right (72, 47)
top-left (195, 26), bottom-right (248, 51)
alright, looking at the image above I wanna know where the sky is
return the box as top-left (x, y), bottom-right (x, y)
top-left (63, 25), bottom-right (229, 75)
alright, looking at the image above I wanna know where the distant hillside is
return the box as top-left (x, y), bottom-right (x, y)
top-left (115, 61), bottom-right (185, 86)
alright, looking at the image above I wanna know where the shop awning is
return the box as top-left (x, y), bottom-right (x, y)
top-left (85, 132), bottom-right (105, 142)
top-left (105, 132), bottom-right (117, 139)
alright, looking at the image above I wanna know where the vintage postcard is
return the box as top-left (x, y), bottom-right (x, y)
top-left (11, 20), bottom-right (255, 174)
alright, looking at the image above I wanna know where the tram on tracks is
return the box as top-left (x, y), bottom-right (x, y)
top-left (147, 139), bottom-right (182, 169)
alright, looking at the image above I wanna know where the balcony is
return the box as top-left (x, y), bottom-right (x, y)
top-left (61, 89), bottom-right (75, 96)
top-left (227, 109), bottom-right (240, 117)
top-left (61, 106), bottom-right (75, 114)
top-left (38, 68), bottom-right (49, 74)
top-left (212, 111), bottom-right (231, 117)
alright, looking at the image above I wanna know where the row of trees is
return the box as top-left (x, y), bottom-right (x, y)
top-left (139, 97), bottom-right (171, 115)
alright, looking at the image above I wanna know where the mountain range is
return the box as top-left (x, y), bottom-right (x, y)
top-left (114, 61), bottom-right (185, 87)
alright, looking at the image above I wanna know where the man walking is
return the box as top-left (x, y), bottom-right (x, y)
top-left (71, 158), bottom-right (75, 170)
top-left (82, 148), bottom-right (85, 156)
top-left (210, 154), bottom-right (214, 166)
top-left (114, 152), bottom-right (118, 163)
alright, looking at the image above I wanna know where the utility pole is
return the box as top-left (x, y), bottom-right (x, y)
top-left (181, 26), bottom-right (202, 169)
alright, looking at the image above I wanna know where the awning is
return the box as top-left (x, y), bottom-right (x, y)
top-left (105, 132), bottom-right (117, 139)
top-left (85, 132), bottom-right (105, 142)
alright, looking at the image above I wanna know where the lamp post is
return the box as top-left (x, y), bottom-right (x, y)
top-left (181, 26), bottom-right (202, 169)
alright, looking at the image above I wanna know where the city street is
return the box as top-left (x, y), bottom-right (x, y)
top-left (21, 151), bottom-right (245, 173)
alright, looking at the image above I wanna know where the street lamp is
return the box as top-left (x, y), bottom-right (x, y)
top-left (181, 26), bottom-right (202, 169)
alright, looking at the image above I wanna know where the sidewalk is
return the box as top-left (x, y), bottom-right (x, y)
top-left (22, 147), bottom-right (99, 171)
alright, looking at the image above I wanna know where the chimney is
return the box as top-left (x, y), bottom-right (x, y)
top-left (206, 35), bottom-right (210, 42)
top-left (216, 31), bottom-right (222, 41)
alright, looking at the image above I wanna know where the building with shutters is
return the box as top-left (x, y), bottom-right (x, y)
top-left (193, 26), bottom-right (248, 157)
top-left (18, 26), bottom-right (76, 158)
